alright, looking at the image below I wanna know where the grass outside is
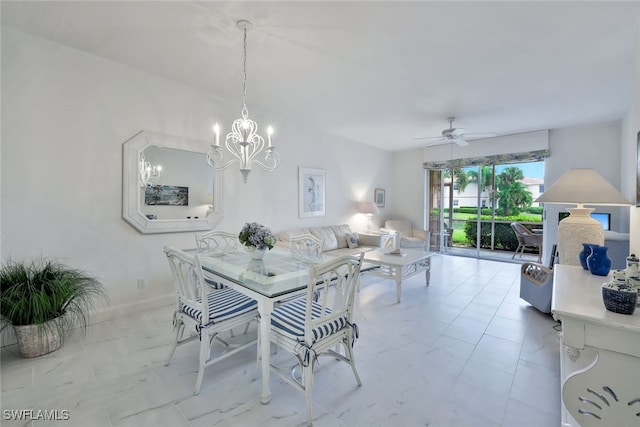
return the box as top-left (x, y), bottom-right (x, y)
top-left (448, 212), bottom-right (542, 246)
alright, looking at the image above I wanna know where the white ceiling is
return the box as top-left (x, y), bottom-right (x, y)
top-left (3, 1), bottom-right (640, 151)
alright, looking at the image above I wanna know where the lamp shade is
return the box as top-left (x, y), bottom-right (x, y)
top-left (534, 168), bottom-right (631, 206)
top-left (357, 201), bottom-right (380, 215)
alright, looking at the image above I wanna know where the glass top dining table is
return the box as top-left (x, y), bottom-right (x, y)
top-left (187, 246), bottom-right (332, 404)
top-left (194, 246), bottom-right (331, 299)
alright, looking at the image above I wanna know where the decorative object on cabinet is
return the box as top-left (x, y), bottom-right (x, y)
top-left (374, 188), bottom-right (385, 207)
top-left (586, 244), bottom-right (612, 276)
top-left (578, 243), bottom-right (592, 270)
top-left (206, 20), bottom-right (279, 183)
top-left (534, 168), bottom-right (631, 266)
top-left (356, 201), bottom-right (379, 231)
top-left (0, 258), bottom-right (107, 358)
top-left (625, 254), bottom-right (639, 280)
top-left (298, 167), bottom-right (326, 218)
top-left (602, 270), bottom-right (637, 315)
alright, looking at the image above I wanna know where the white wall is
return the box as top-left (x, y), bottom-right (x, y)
top-left (1, 28), bottom-right (392, 313)
top-left (390, 148), bottom-right (426, 229)
top-left (625, 20), bottom-right (640, 256)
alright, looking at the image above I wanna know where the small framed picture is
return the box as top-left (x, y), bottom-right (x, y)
top-left (374, 188), bottom-right (385, 208)
top-left (299, 167), bottom-right (326, 218)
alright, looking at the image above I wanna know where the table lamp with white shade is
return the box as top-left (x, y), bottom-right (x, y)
top-left (357, 201), bottom-right (380, 232)
top-left (534, 168), bottom-right (631, 266)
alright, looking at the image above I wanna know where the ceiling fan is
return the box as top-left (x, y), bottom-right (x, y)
top-left (414, 116), bottom-right (496, 147)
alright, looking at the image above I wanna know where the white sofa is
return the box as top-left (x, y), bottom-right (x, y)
top-left (275, 224), bottom-right (379, 256)
top-left (380, 220), bottom-right (429, 250)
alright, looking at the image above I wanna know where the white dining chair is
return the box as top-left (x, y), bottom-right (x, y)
top-left (163, 246), bottom-right (258, 395)
top-left (196, 230), bottom-right (238, 256)
top-left (269, 253), bottom-right (364, 426)
top-left (288, 233), bottom-right (323, 263)
top-left (195, 231), bottom-right (239, 289)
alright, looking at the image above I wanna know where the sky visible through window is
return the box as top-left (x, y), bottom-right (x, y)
top-left (496, 162), bottom-right (544, 179)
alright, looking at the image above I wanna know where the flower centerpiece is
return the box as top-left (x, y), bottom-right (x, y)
top-left (238, 222), bottom-right (277, 259)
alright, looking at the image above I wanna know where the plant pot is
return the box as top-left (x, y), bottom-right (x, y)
top-left (14, 319), bottom-right (63, 358)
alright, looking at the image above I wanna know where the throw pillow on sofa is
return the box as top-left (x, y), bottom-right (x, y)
top-left (346, 232), bottom-right (359, 248)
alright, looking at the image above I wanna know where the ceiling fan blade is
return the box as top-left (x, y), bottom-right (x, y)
top-left (461, 132), bottom-right (498, 139)
top-left (450, 128), bottom-right (467, 137)
top-left (420, 138), bottom-right (448, 147)
top-left (413, 136), bottom-right (446, 141)
top-left (453, 137), bottom-right (469, 147)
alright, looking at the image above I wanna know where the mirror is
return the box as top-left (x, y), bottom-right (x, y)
top-left (122, 130), bottom-right (223, 234)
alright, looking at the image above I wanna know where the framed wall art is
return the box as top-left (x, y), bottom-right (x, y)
top-left (299, 167), bottom-right (326, 218)
top-left (374, 188), bottom-right (385, 208)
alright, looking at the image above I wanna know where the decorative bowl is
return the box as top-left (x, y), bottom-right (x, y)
top-left (602, 281), bottom-right (638, 315)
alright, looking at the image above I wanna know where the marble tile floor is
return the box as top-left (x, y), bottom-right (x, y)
top-left (1, 254), bottom-right (561, 427)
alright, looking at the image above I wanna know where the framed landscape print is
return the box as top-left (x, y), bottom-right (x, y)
top-left (374, 188), bottom-right (385, 208)
top-left (299, 167), bottom-right (326, 218)
top-left (144, 185), bottom-right (188, 206)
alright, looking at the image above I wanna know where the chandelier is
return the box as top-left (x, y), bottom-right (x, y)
top-left (139, 152), bottom-right (161, 187)
top-left (207, 20), bottom-right (280, 183)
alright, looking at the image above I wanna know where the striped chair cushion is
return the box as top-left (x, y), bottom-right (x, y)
top-left (182, 287), bottom-right (257, 324)
top-left (203, 271), bottom-right (225, 289)
top-left (271, 298), bottom-right (348, 344)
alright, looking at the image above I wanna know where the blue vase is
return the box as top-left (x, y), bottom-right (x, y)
top-left (587, 245), bottom-right (612, 276)
top-left (578, 243), bottom-right (592, 270)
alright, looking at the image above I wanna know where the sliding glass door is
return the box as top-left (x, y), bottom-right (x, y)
top-left (427, 158), bottom-right (544, 260)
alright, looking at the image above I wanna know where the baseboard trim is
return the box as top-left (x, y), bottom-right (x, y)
top-left (90, 293), bottom-right (174, 325)
top-left (1, 294), bottom-right (174, 348)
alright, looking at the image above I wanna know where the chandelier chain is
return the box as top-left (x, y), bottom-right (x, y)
top-left (242, 26), bottom-right (248, 111)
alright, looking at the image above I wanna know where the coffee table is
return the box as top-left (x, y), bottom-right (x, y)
top-left (361, 248), bottom-right (434, 302)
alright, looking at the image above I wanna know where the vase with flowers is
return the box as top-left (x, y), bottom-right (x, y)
top-left (238, 222), bottom-right (277, 260)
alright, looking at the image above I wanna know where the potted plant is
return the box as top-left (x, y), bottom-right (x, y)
top-left (0, 258), bottom-right (107, 358)
top-left (238, 222), bottom-right (277, 260)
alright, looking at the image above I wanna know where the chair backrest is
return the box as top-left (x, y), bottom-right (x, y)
top-left (521, 262), bottom-right (552, 286)
top-left (511, 222), bottom-right (532, 237)
top-left (196, 230), bottom-right (238, 255)
top-left (164, 246), bottom-right (209, 323)
top-left (303, 253), bottom-right (364, 347)
top-left (384, 220), bottom-right (412, 237)
top-left (289, 234), bottom-right (323, 262)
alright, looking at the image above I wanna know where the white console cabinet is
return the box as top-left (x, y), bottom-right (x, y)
top-left (552, 265), bottom-right (640, 427)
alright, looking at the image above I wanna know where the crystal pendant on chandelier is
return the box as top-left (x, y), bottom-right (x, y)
top-left (206, 19), bottom-right (280, 183)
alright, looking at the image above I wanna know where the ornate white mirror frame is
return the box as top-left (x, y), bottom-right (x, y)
top-left (122, 130), bottom-right (223, 234)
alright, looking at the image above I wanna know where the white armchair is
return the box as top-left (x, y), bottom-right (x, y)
top-left (381, 220), bottom-right (429, 250)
